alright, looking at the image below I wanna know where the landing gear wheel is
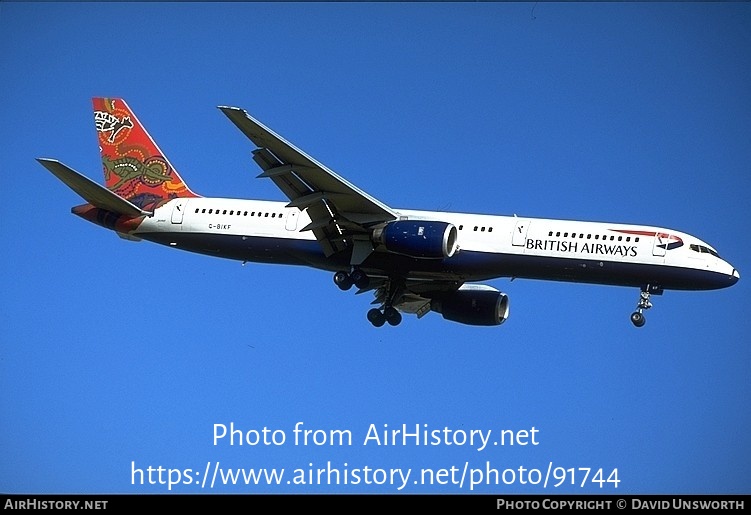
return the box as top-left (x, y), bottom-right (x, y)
top-left (367, 308), bottom-right (386, 327)
top-left (384, 306), bottom-right (402, 326)
top-left (630, 285), bottom-right (657, 328)
top-left (333, 271), bottom-right (353, 291)
top-left (350, 269), bottom-right (370, 289)
top-left (364, 277), bottom-right (405, 328)
top-left (630, 311), bottom-right (646, 328)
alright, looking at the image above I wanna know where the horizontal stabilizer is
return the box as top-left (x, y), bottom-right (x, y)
top-left (37, 158), bottom-right (149, 217)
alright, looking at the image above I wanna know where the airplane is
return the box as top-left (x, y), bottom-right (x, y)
top-left (38, 98), bottom-right (740, 328)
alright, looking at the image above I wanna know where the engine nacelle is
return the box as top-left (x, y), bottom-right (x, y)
top-left (372, 220), bottom-right (458, 259)
top-left (431, 287), bottom-right (510, 326)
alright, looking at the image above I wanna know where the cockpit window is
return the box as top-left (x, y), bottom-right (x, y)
top-left (690, 244), bottom-right (720, 258)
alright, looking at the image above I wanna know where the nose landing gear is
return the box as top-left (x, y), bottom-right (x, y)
top-left (630, 299), bottom-right (649, 328)
top-left (630, 284), bottom-right (662, 327)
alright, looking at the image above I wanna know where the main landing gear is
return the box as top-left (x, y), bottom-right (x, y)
top-left (367, 306), bottom-right (402, 327)
top-left (333, 269), bottom-right (403, 327)
top-left (333, 269), bottom-right (369, 290)
top-left (630, 284), bottom-right (662, 328)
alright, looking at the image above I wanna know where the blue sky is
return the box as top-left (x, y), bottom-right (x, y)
top-left (1, 2), bottom-right (749, 494)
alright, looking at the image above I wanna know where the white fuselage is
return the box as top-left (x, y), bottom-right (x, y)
top-left (133, 197), bottom-right (739, 292)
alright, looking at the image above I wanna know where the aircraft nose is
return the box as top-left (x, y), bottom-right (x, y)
top-left (732, 268), bottom-right (740, 283)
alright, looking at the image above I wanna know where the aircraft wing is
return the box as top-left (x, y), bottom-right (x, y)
top-left (219, 106), bottom-right (398, 257)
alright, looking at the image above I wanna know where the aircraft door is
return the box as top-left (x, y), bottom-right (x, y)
top-left (171, 199), bottom-right (187, 224)
top-left (652, 232), bottom-right (668, 257)
top-left (285, 209), bottom-right (299, 231)
top-left (512, 219), bottom-right (530, 247)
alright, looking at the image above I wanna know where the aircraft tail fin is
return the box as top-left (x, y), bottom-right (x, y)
top-left (93, 97), bottom-right (199, 210)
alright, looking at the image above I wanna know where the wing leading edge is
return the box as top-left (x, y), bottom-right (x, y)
top-left (218, 106), bottom-right (398, 257)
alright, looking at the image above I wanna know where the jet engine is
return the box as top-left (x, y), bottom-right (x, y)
top-left (430, 286), bottom-right (510, 326)
top-left (372, 220), bottom-right (458, 259)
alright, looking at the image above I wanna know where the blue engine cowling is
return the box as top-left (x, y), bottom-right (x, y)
top-left (431, 287), bottom-right (510, 326)
top-left (372, 221), bottom-right (458, 259)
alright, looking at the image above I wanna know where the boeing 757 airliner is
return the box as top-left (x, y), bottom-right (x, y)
top-left (38, 98), bottom-right (739, 327)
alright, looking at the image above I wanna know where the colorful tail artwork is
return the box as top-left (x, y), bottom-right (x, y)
top-left (92, 97), bottom-right (199, 210)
